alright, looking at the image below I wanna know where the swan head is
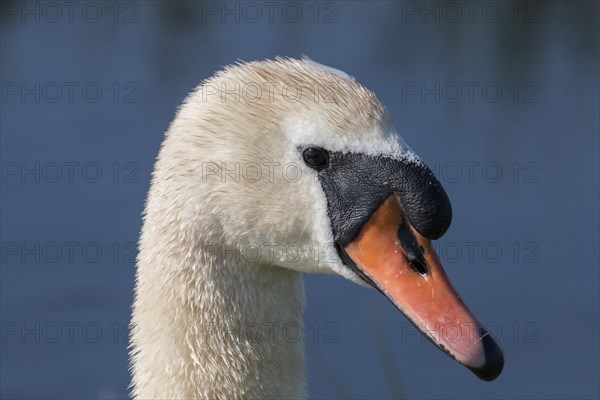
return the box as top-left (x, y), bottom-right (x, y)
top-left (153, 57), bottom-right (503, 381)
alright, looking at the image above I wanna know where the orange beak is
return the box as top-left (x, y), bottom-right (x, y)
top-left (344, 195), bottom-right (504, 380)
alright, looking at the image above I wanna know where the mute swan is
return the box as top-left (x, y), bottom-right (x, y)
top-left (130, 58), bottom-right (504, 399)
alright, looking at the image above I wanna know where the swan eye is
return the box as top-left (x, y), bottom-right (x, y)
top-left (302, 147), bottom-right (329, 170)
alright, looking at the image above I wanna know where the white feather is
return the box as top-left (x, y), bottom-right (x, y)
top-left (130, 57), bottom-right (421, 399)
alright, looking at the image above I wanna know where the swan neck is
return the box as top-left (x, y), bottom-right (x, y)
top-left (131, 231), bottom-right (307, 399)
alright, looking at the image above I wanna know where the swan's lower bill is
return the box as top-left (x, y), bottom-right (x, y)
top-left (343, 195), bottom-right (504, 381)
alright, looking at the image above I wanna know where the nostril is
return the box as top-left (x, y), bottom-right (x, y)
top-left (397, 221), bottom-right (429, 277)
top-left (409, 259), bottom-right (428, 276)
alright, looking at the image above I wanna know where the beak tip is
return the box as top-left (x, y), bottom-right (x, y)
top-left (469, 330), bottom-right (505, 381)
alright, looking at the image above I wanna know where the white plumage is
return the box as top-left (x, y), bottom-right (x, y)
top-left (130, 58), bottom-right (418, 399)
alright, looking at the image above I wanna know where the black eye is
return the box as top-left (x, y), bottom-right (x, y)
top-left (302, 147), bottom-right (329, 170)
